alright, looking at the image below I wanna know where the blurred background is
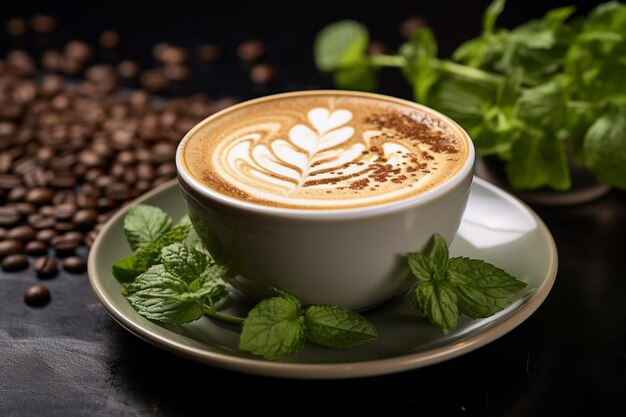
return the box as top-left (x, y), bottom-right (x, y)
top-left (1, 0), bottom-right (607, 100)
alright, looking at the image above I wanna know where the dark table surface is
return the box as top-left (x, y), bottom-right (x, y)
top-left (2, 1), bottom-right (625, 415)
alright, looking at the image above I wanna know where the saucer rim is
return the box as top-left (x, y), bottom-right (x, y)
top-left (88, 177), bottom-right (557, 379)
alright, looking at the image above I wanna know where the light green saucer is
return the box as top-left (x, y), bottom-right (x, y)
top-left (88, 177), bottom-right (557, 379)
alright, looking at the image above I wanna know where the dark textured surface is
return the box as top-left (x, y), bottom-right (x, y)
top-left (2, 1), bottom-right (624, 415)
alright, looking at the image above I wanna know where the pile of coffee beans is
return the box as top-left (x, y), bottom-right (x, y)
top-left (0, 14), bottom-right (283, 306)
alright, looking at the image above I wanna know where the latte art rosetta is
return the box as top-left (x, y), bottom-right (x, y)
top-left (219, 108), bottom-right (411, 192)
top-left (181, 93), bottom-right (468, 209)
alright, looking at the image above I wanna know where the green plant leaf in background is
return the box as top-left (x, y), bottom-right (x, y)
top-left (583, 105), bottom-right (626, 189)
top-left (506, 129), bottom-right (571, 190)
top-left (399, 27), bottom-right (439, 102)
top-left (314, 20), bottom-right (369, 72)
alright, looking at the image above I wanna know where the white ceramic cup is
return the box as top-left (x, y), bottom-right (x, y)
top-left (176, 91), bottom-right (475, 311)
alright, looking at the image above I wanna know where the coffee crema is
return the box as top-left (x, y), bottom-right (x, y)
top-left (181, 92), bottom-right (469, 209)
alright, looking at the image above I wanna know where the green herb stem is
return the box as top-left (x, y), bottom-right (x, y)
top-left (435, 60), bottom-right (503, 86)
top-left (201, 303), bottom-right (244, 326)
top-left (367, 54), bottom-right (405, 68)
top-left (368, 54), bottom-right (503, 87)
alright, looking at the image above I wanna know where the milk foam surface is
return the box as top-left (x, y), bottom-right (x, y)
top-left (181, 93), bottom-right (468, 209)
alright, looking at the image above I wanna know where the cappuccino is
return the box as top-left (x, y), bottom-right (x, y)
top-left (181, 91), bottom-right (468, 209)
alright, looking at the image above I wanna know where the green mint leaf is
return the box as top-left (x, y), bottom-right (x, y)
top-left (428, 76), bottom-right (496, 129)
top-left (111, 255), bottom-right (143, 283)
top-left (409, 234), bottom-right (527, 333)
top-left (447, 257), bottom-right (527, 318)
top-left (122, 265), bottom-right (204, 323)
top-left (399, 27), bottom-right (439, 102)
top-left (134, 225), bottom-right (191, 270)
top-left (160, 242), bottom-right (209, 284)
top-left (413, 281), bottom-right (459, 334)
top-left (333, 58), bottom-right (377, 91)
top-left (516, 81), bottom-right (567, 131)
top-left (426, 233), bottom-right (449, 274)
top-left (239, 294), bottom-right (306, 359)
top-left (506, 130), bottom-right (571, 190)
top-left (188, 211), bottom-right (225, 265)
top-left (314, 20), bottom-right (368, 72)
top-left (124, 205), bottom-right (173, 251)
top-left (452, 37), bottom-right (489, 67)
top-left (407, 234), bottom-right (449, 281)
top-left (583, 105), bottom-right (626, 189)
top-left (176, 214), bottom-right (192, 228)
top-left (305, 305), bottom-right (376, 348)
top-left (483, 0), bottom-right (506, 35)
top-left (407, 252), bottom-right (436, 282)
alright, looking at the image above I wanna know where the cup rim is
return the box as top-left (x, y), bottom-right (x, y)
top-left (176, 90), bottom-right (475, 220)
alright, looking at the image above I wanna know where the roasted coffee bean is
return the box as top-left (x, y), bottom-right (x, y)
top-left (0, 174), bottom-right (22, 189)
top-left (25, 240), bottom-right (48, 256)
top-left (164, 64), bottom-right (191, 82)
top-left (53, 203), bottom-right (77, 221)
top-left (104, 182), bottom-right (131, 200)
top-left (73, 208), bottom-right (98, 229)
top-left (64, 40), bottom-right (92, 63)
top-left (153, 43), bottom-right (188, 65)
top-left (39, 206), bottom-right (54, 216)
top-left (6, 225), bottom-right (36, 243)
top-left (140, 69), bottom-right (170, 92)
top-left (237, 40), bottom-right (265, 62)
top-left (34, 256), bottom-right (57, 278)
top-left (123, 169), bottom-right (137, 184)
top-left (152, 143), bottom-right (176, 163)
top-left (152, 176), bottom-right (172, 187)
top-left (197, 44), bottom-right (222, 62)
top-left (41, 50), bottom-right (64, 72)
top-left (110, 163), bottom-right (125, 178)
top-left (0, 239), bottom-right (24, 258)
top-left (84, 230), bottom-right (98, 248)
top-left (24, 284), bottom-right (51, 306)
top-left (0, 153), bottom-right (12, 173)
top-left (0, 228), bottom-right (6, 240)
top-left (6, 17), bottom-right (27, 36)
top-left (62, 255), bottom-right (87, 273)
top-left (23, 169), bottom-right (48, 187)
top-left (7, 187), bottom-right (27, 202)
top-left (50, 175), bottom-right (77, 189)
top-left (52, 190), bottom-right (75, 206)
top-left (136, 163), bottom-right (155, 180)
top-left (117, 60), bottom-right (140, 79)
top-left (156, 163), bottom-right (176, 177)
top-left (0, 206), bottom-right (20, 226)
top-left (36, 229), bottom-right (57, 243)
top-left (25, 187), bottom-right (55, 205)
top-left (99, 30), bottom-right (120, 49)
top-left (96, 197), bottom-right (116, 212)
top-left (95, 175), bottom-right (114, 188)
top-left (27, 213), bottom-right (56, 229)
top-left (250, 63), bottom-right (277, 85)
top-left (63, 231), bottom-right (84, 243)
top-left (55, 221), bottom-right (75, 232)
top-left (116, 150), bottom-right (136, 165)
top-left (7, 50), bottom-right (36, 76)
top-left (53, 236), bottom-right (79, 256)
top-left (30, 14), bottom-right (57, 34)
top-left (2, 254), bottom-right (29, 271)
top-left (10, 202), bottom-right (36, 217)
top-left (76, 193), bottom-right (97, 209)
top-left (79, 150), bottom-right (104, 168)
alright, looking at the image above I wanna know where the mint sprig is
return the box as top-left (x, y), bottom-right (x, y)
top-left (240, 290), bottom-right (376, 359)
top-left (112, 204), bottom-right (191, 283)
top-left (112, 205), bottom-right (527, 359)
top-left (314, 1), bottom-right (626, 192)
top-left (408, 234), bottom-right (527, 333)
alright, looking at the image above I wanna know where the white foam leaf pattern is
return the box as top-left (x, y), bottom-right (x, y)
top-left (220, 107), bottom-right (412, 192)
